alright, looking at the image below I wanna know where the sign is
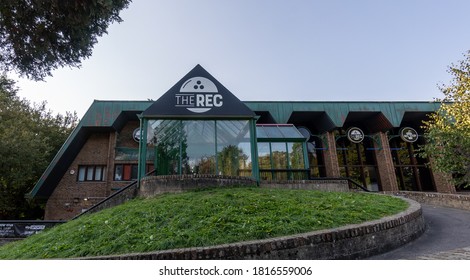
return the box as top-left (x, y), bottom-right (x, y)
top-left (175, 77), bottom-right (223, 113)
top-left (0, 222), bottom-right (63, 238)
top-left (347, 127), bottom-right (364, 143)
top-left (132, 128), bottom-right (141, 142)
top-left (400, 127), bottom-right (419, 143)
top-left (133, 127), bottom-right (155, 144)
top-left (142, 64), bottom-right (256, 118)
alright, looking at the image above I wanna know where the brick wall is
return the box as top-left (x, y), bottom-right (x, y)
top-left (73, 181), bottom-right (140, 219)
top-left (260, 179), bottom-right (349, 192)
top-left (138, 175), bottom-right (257, 198)
top-left (374, 132), bottom-right (399, 192)
top-left (388, 191), bottom-right (470, 210)
top-left (44, 132), bottom-right (111, 220)
top-left (427, 158), bottom-right (456, 193)
top-left (44, 121), bottom-right (145, 220)
top-left (322, 132), bottom-right (341, 177)
top-left (116, 121), bottom-right (140, 148)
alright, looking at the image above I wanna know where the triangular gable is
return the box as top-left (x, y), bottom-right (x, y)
top-left (142, 64), bottom-right (256, 119)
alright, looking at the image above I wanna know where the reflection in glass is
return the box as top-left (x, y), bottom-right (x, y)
top-left (150, 119), bottom-right (252, 177)
top-left (271, 143), bottom-right (287, 169)
top-left (337, 135), bottom-right (379, 190)
top-left (216, 120), bottom-right (251, 176)
top-left (288, 142), bottom-right (304, 169)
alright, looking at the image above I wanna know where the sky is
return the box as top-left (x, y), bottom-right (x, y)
top-left (13, 0), bottom-right (470, 118)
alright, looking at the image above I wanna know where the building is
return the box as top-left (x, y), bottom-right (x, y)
top-left (28, 65), bottom-right (455, 220)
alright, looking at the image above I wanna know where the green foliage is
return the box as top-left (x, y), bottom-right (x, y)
top-left (0, 0), bottom-right (131, 80)
top-left (421, 51), bottom-right (470, 187)
top-left (0, 75), bottom-right (78, 219)
top-left (0, 187), bottom-right (408, 259)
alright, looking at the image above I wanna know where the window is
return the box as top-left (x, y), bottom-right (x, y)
top-left (390, 136), bottom-right (434, 192)
top-left (257, 142), bottom-right (308, 180)
top-left (114, 164), bottom-right (139, 181)
top-left (77, 165), bottom-right (106, 182)
top-left (151, 119), bottom-right (253, 177)
top-left (336, 135), bottom-right (379, 191)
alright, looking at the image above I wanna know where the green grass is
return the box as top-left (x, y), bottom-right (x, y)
top-left (0, 187), bottom-right (408, 259)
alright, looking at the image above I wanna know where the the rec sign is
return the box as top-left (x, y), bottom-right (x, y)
top-left (175, 77), bottom-right (223, 113)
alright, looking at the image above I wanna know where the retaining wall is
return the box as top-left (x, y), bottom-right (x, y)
top-left (260, 179), bottom-right (349, 192)
top-left (81, 196), bottom-right (424, 260)
top-left (138, 175), bottom-right (257, 198)
top-left (388, 191), bottom-right (470, 210)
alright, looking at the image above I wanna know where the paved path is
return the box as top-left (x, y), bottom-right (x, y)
top-left (369, 204), bottom-right (470, 260)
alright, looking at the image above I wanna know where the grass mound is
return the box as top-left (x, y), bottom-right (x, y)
top-left (0, 187), bottom-right (408, 259)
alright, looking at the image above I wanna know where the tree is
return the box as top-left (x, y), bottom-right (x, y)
top-left (0, 0), bottom-right (131, 81)
top-left (421, 51), bottom-right (470, 188)
top-left (0, 75), bottom-right (78, 219)
top-left (218, 145), bottom-right (245, 176)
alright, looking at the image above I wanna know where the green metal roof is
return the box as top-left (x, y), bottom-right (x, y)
top-left (28, 100), bottom-right (442, 200)
top-left (245, 101), bottom-right (441, 127)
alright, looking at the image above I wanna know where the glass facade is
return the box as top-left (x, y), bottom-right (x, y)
top-left (257, 142), bottom-right (308, 180)
top-left (149, 119), bottom-right (252, 177)
top-left (390, 136), bottom-right (434, 191)
top-left (255, 124), bottom-right (309, 181)
top-left (336, 134), bottom-right (379, 191)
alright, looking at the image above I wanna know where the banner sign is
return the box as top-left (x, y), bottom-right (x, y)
top-left (0, 221), bottom-right (63, 238)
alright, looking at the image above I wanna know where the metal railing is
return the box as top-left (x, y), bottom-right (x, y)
top-left (73, 169), bottom-right (157, 220)
top-left (259, 169), bottom-right (310, 181)
top-left (255, 168), bottom-right (372, 192)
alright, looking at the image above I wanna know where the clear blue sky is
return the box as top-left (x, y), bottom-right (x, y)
top-left (14, 0), bottom-right (470, 118)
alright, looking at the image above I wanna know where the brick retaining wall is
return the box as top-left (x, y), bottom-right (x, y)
top-left (260, 179), bottom-right (349, 192)
top-left (388, 191), bottom-right (470, 210)
top-left (80, 196), bottom-right (424, 260)
top-left (138, 175), bottom-right (257, 198)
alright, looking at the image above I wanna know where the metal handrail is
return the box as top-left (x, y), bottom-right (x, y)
top-left (72, 169), bottom-right (156, 220)
top-left (307, 176), bottom-right (372, 192)
top-left (344, 178), bottom-right (371, 192)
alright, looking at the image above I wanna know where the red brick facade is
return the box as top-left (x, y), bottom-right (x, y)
top-left (374, 132), bottom-right (399, 192)
top-left (44, 121), bottom-right (143, 220)
top-left (322, 132), bottom-right (340, 177)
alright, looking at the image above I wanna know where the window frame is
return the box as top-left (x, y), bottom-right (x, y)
top-left (114, 163), bottom-right (151, 181)
top-left (77, 165), bottom-right (106, 182)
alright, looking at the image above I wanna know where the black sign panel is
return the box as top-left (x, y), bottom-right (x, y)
top-left (142, 64), bottom-right (256, 119)
top-left (0, 222), bottom-right (63, 238)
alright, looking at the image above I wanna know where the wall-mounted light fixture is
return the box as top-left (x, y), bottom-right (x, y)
top-left (83, 197), bottom-right (107, 201)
